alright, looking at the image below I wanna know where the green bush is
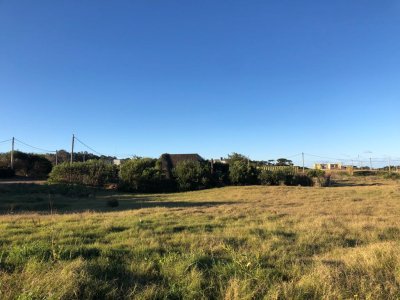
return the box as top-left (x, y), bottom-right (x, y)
top-left (0, 151), bottom-right (52, 178)
top-left (119, 158), bottom-right (170, 192)
top-left (229, 161), bottom-right (259, 185)
top-left (259, 169), bottom-right (312, 186)
top-left (287, 174), bottom-right (313, 186)
top-left (307, 169), bottom-right (325, 178)
top-left (173, 160), bottom-right (210, 191)
top-left (382, 172), bottom-right (400, 180)
top-left (48, 160), bottom-right (118, 187)
top-left (258, 170), bottom-right (280, 185)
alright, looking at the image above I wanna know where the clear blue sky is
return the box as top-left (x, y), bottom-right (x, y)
top-left (1, 1), bottom-right (399, 165)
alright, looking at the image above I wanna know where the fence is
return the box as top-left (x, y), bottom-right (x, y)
top-left (259, 165), bottom-right (299, 174)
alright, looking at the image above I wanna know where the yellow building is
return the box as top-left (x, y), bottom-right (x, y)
top-left (313, 163), bottom-right (343, 170)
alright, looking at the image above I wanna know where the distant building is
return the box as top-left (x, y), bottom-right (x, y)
top-left (160, 153), bottom-right (204, 178)
top-left (313, 163), bottom-right (343, 170)
top-left (113, 159), bottom-right (121, 166)
top-left (211, 157), bottom-right (228, 164)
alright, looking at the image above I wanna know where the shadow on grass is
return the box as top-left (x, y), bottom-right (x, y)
top-left (0, 183), bottom-right (238, 214)
top-left (330, 180), bottom-right (384, 187)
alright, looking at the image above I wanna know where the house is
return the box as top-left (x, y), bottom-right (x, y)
top-left (160, 153), bottom-right (204, 178)
top-left (113, 159), bottom-right (121, 166)
top-left (211, 157), bottom-right (229, 164)
top-left (313, 163), bottom-right (343, 170)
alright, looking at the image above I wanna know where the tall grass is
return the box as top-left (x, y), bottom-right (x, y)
top-left (0, 176), bottom-right (399, 299)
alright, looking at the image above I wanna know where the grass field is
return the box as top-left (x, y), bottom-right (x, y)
top-left (1, 176), bottom-right (400, 299)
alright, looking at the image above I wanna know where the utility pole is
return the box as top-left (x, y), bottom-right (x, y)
top-left (70, 134), bottom-right (75, 164)
top-left (369, 157), bottom-right (372, 171)
top-left (302, 152), bottom-right (305, 173)
top-left (389, 157), bottom-right (391, 173)
top-left (10, 137), bottom-right (15, 169)
top-left (55, 150), bottom-right (58, 166)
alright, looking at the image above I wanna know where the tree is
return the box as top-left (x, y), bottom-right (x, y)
top-left (119, 158), bottom-right (163, 192)
top-left (275, 158), bottom-right (293, 166)
top-left (173, 160), bottom-right (210, 191)
top-left (229, 160), bottom-right (259, 185)
top-left (0, 151), bottom-right (52, 177)
top-left (227, 153), bottom-right (249, 164)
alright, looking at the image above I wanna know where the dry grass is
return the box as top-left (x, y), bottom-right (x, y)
top-left (0, 176), bottom-right (400, 299)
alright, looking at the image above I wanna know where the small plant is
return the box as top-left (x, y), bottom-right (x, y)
top-left (383, 172), bottom-right (400, 180)
top-left (307, 169), bottom-right (325, 178)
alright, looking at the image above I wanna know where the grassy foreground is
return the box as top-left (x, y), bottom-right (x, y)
top-left (1, 176), bottom-right (400, 299)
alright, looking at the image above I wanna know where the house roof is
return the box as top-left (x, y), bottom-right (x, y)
top-left (160, 153), bottom-right (204, 169)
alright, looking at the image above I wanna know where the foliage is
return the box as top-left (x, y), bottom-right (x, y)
top-left (229, 160), bottom-right (259, 185)
top-left (258, 169), bottom-right (284, 185)
top-left (226, 153), bottom-right (259, 185)
top-left (211, 162), bottom-right (230, 186)
top-left (48, 160), bottom-right (118, 187)
top-left (275, 158), bottom-right (293, 166)
top-left (173, 160), bottom-right (210, 191)
top-left (0, 151), bottom-right (52, 178)
top-left (307, 169), bottom-right (325, 178)
top-left (119, 158), bottom-right (172, 192)
top-left (382, 172), bottom-right (400, 180)
top-left (353, 170), bottom-right (377, 176)
top-left (227, 152), bottom-right (249, 164)
top-left (0, 167), bottom-right (15, 178)
top-left (44, 150), bottom-right (116, 165)
top-left (259, 169), bottom-right (312, 186)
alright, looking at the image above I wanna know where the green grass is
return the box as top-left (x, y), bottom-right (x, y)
top-left (0, 176), bottom-right (400, 299)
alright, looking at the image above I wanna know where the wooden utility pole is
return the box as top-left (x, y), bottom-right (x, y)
top-left (302, 152), bottom-right (305, 173)
top-left (369, 157), bottom-right (372, 171)
top-left (55, 150), bottom-right (58, 166)
top-left (70, 134), bottom-right (75, 163)
top-left (389, 157), bottom-right (391, 173)
top-left (10, 137), bottom-right (15, 169)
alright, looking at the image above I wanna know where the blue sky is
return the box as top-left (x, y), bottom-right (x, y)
top-left (0, 1), bottom-right (399, 165)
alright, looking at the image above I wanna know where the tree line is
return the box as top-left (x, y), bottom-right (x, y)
top-left (0, 150), bottom-right (326, 191)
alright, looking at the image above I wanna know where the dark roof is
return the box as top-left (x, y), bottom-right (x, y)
top-left (160, 153), bottom-right (204, 169)
top-left (160, 153), bottom-right (204, 179)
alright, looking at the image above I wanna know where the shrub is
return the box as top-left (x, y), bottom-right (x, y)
top-left (353, 170), bottom-right (377, 176)
top-left (229, 161), bottom-right (259, 185)
top-left (382, 172), bottom-right (400, 180)
top-left (0, 151), bottom-right (52, 178)
top-left (307, 169), bottom-right (325, 178)
top-left (0, 167), bottom-right (15, 178)
top-left (211, 162), bottom-right (230, 186)
top-left (259, 170), bottom-right (312, 186)
top-left (259, 170), bottom-right (280, 185)
top-left (173, 160), bottom-right (210, 191)
top-left (119, 158), bottom-right (168, 192)
top-left (288, 174), bottom-right (313, 186)
top-left (48, 160), bottom-right (118, 187)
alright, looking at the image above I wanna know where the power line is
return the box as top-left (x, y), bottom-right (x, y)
top-left (14, 138), bottom-right (56, 153)
top-left (0, 138), bottom-right (12, 144)
top-left (74, 136), bottom-right (104, 156)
